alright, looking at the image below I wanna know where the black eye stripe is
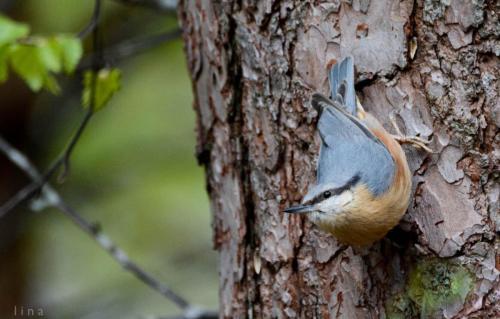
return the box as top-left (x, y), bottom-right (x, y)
top-left (306, 174), bottom-right (361, 205)
top-left (334, 174), bottom-right (361, 195)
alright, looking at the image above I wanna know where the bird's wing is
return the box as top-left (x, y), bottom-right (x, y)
top-left (311, 93), bottom-right (395, 197)
top-left (328, 56), bottom-right (356, 115)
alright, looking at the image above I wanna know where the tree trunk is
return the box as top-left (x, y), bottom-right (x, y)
top-left (178, 1), bottom-right (499, 318)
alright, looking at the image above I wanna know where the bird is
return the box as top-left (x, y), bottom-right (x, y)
top-left (284, 57), bottom-right (431, 246)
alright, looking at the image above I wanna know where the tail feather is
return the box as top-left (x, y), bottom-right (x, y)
top-left (328, 57), bottom-right (356, 115)
top-left (311, 93), bottom-right (380, 145)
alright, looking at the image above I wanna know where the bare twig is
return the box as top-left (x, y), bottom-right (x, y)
top-left (0, 137), bottom-right (61, 211)
top-left (106, 29), bottom-right (181, 60)
top-left (59, 11), bottom-right (103, 181)
top-left (0, 135), bottom-right (216, 316)
top-left (0, 107), bottom-right (94, 218)
top-left (78, 29), bottom-right (182, 70)
top-left (112, 0), bottom-right (178, 12)
top-left (78, 0), bottom-right (102, 39)
top-left (0, 0), bottom-right (104, 218)
top-left (54, 201), bottom-right (192, 310)
top-left (2, 107), bottom-right (96, 212)
top-left (0, 0), bottom-right (217, 315)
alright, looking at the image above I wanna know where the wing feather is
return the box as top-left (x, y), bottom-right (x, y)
top-left (328, 57), bottom-right (356, 115)
top-left (311, 93), bottom-right (395, 197)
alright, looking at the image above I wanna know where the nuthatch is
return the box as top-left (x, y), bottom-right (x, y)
top-left (285, 57), bottom-right (431, 246)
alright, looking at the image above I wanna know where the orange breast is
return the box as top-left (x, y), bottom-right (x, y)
top-left (320, 113), bottom-right (412, 246)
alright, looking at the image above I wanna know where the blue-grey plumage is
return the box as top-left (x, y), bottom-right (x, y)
top-left (328, 56), bottom-right (356, 115)
top-left (312, 94), bottom-right (395, 197)
top-left (284, 56), bottom-right (413, 246)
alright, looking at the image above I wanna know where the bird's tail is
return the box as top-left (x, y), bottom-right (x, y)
top-left (328, 57), bottom-right (356, 115)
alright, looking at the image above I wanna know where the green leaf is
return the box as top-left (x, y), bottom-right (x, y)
top-left (9, 44), bottom-right (47, 91)
top-left (38, 38), bottom-right (62, 73)
top-left (82, 68), bottom-right (122, 111)
top-left (8, 42), bottom-right (63, 93)
top-left (53, 35), bottom-right (82, 74)
top-left (0, 15), bottom-right (30, 46)
top-left (0, 17), bottom-right (82, 93)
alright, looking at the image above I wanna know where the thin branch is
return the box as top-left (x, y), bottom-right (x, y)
top-left (0, 0), bottom-right (104, 218)
top-left (58, 12), bottom-right (103, 181)
top-left (54, 201), bottom-right (192, 310)
top-left (0, 84), bottom-right (93, 220)
top-left (105, 29), bottom-right (181, 61)
top-left (0, 135), bottom-right (216, 315)
top-left (57, 109), bottom-right (94, 181)
top-left (78, 0), bottom-right (103, 39)
top-left (78, 29), bottom-right (182, 70)
top-left (112, 0), bottom-right (178, 13)
top-left (1, 1), bottom-right (216, 315)
top-left (50, 0), bottom-right (105, 179)
top-left (0, 137), bottom-right (61, 211)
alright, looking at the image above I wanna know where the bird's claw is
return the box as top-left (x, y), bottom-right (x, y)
top-left (389, 112), bottom-right (434, 154)
top-left (391, 134), bottom-right (434, 153)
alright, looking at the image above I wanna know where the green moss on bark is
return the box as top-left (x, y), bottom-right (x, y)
top-left (387, 259), bottom-right (473, 319)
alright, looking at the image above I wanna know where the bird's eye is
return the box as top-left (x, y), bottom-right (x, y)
top-left (323, 191), bottom-right (331, 199)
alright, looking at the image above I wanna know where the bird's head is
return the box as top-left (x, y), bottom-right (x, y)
top-left (284, 175), bottom-right (361, 224)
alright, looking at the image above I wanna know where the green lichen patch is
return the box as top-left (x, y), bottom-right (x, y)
top-left (386, 259), bottom-right (473, 319)
top-left (408, 259), bottom-right (473, 318)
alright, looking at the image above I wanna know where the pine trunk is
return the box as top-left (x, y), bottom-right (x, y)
top-left (178, 1), bottom-right (499, 318)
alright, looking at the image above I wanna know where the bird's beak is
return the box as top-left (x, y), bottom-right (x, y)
top-left (283, 204), bottom-right (314, 214)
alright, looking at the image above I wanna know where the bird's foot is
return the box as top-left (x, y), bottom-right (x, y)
top-left (389, 112), bottom-right (434, 154)
top-left (391, 134), bottom-right (434, 153)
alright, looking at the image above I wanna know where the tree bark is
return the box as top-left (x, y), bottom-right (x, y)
top-left (178, 1), bottom-right (499, 318)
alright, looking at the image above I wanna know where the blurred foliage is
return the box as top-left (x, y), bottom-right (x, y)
top-left (0, 15), bottom-right (29, 45)
top-left (82, 68), bottom-right (122, 111)
top-left (0, 14), bottom-right (82, 92)
top-left (0, 1), bottom-right (217, 318)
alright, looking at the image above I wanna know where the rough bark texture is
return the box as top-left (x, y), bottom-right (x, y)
top-left (179, 1), bottom-right (499, 318)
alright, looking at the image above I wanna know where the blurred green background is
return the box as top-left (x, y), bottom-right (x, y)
top-left (0, 1), bottom-right (217, 318)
